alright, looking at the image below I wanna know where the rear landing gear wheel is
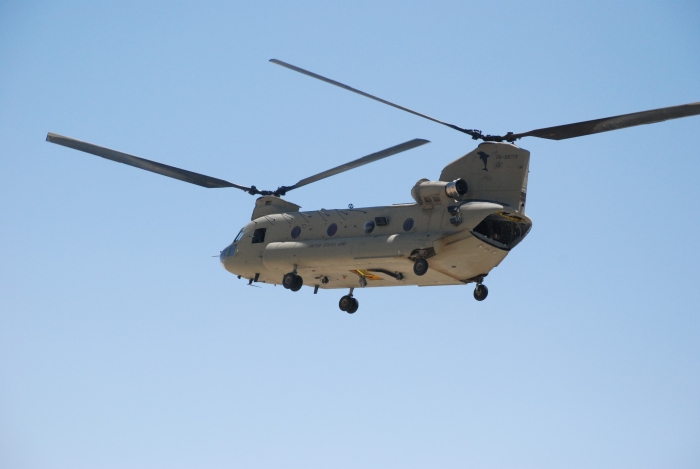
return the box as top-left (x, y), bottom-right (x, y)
top-left (347, 298), bottom-right (359, 314)
top-left (290, 275), bottom-right (303, 292)
top-left (473, 284), bottom-right (488, 301)
top-left (339, 295), bottom-right (353, 311)
top-left (413, 258), bottom-right (429, 276)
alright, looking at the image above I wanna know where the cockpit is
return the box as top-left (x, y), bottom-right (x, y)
top-left (219, 228), bottom-right (245, 263)
top-left (471, 212), bottom-right (532, 250)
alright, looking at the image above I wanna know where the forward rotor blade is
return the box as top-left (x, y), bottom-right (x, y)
top-left (46, 133), bottom-right (253, 191)
top-left (279, 138), bottom-right (429, 194)
top-left (510, 102), bottom-right (700, 141)
top-left (270, 59), bottom-right (482, 139)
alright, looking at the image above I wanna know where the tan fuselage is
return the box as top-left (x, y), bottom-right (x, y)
top-left (221, 200), bottom-right (530, 289)
top-left (221, 140), bottom-right (533, 290)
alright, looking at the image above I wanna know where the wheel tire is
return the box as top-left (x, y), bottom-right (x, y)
top-left (290, 275), bottom-right (303, 292)
top-left (339, 295), bottom-right (353, 311)
top-left (347, 298), bottom-right (359, 314)
top-left (473, 284), bottom-right (488, 301)
top-left (282, 272), bottom-right (297, 289)
top-left (413, 258), bottom-right (429, 276)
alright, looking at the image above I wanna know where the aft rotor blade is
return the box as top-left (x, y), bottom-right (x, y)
top-left (279, 138), bottom-right (429, 194)
top-left (270, 59), bottom-right (482, 139)
top-left (510, 102), bottom-right (700, 141)
top-left (46, 133), bottom-right (253, 191)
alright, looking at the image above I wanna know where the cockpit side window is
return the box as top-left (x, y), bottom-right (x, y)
top-left (234, 229), bottom-right (244, 242)
top-left (226, 244), bottom-right (237, 257)
top-left (252, 228), bottom-right (267, 244)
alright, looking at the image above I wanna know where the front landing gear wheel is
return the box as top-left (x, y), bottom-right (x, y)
top-left (413, 258), bottom-right (429, 276)
top-left (473, 284), bottom-right (488, 301)
top-left (283, 272), bottom-right (302, 290)
top-left (282, 272), bottom-right (296, 289)
top-left (339, 295), bottom-right (354, 311)
top-left (290, 275), bottom-right (303, 292)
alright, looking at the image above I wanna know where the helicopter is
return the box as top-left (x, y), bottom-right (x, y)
top-left (46, 59), bottom-right (700, 314)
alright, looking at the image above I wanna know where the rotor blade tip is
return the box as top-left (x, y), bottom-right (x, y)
top-left (407, 138), bottom-right (430, 147)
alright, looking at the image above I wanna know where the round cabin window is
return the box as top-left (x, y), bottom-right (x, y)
top-left (403, 218), bottom-right (414, 232)
top-left (327, 223), bottom-right (338, 237)
top-left (291, 226), bottom-right (301, 239)
top-left (364, 220), bottom-right (375, 234)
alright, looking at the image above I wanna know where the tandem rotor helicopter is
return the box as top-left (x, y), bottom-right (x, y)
top-left (47, 59), bottom-right (700, 313)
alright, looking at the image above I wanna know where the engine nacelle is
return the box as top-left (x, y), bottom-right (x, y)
top-left (411, 178), bottom-right (468, 208)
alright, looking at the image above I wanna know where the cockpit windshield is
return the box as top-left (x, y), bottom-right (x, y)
top-left (234, 228), bottom-right (244, 242)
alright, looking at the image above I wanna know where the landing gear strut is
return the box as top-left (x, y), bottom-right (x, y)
top-left (282, 272), bottom-right (303, 292)
top-left (339, 288), bottom-right (359, 314)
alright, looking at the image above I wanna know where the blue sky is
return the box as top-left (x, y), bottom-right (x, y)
top-left (1, 1), bottom-right (699, 468)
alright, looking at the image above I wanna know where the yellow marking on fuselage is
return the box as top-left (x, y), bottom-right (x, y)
top-left (350, 269), bottom-right (383, 280)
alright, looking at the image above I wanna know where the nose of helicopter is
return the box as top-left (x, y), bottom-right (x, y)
top-left (220, 244), bottom-right (236, 266)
